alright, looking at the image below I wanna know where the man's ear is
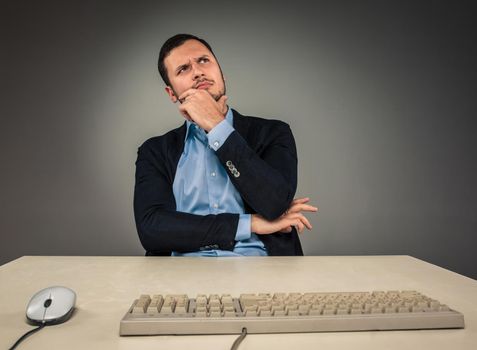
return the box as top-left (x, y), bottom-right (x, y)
top-left (165, 86), bottom-right (178, 103)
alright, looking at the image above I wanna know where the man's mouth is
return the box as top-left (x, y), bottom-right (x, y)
top-left (195, 81), bottom-right (213, 89)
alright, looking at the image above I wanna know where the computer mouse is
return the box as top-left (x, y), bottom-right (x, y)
top-left (26, 286), bottom-right (76, 325)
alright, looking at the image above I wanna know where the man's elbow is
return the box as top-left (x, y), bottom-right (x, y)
top-left (257, 191), bottom-right (294, 221)
top-left (136, 222), bottom-right (156, 252)
top-left (135, 212), bottom-right (169, 253)
top-left (260, 205), bottom-right (287, 221)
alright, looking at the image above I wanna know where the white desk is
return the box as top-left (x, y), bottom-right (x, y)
top-left (1, 256), bottom-right (476, 349)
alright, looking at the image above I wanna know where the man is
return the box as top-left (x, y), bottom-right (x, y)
top-left (134, 34), bottom-right (317, 256)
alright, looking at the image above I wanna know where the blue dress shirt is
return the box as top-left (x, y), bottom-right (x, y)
top-left (171, 107), bottom-right (268, 256)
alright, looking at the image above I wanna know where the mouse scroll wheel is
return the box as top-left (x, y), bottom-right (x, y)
top-left (44, 298), bottom-right (52, 308)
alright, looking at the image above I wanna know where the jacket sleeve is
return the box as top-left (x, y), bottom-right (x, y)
top-left (133, 142), bottom-right (238, 254)
top-left (215, 121), bottom-right (298, 221)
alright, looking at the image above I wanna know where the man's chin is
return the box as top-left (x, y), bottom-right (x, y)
top-left (211, 90), bottom-right (226, 102)
top-left (205, 91), bottom-right (220, 101)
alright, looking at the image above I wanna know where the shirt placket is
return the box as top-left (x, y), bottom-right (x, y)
top-left (206, 144), bottom-right (221, 214)
top-left (195, 128), bottom-right (220, 215)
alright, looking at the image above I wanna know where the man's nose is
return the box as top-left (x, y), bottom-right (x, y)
top-left (191, 63), bottom-right (205, 79)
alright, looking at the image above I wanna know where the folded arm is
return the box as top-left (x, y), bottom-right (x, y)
top-left (133, 143), bottom-right (238, 254)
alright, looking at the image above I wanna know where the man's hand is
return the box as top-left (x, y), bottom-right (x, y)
top-left (251, 197), bottom-right (318, 235)
top-left (177, 89), bottom-right (228, 131)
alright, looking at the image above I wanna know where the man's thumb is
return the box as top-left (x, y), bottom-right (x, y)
top-left (218, 95), bottom-right (228, 112)
top-left (218, 94), bottom-right (227, 103)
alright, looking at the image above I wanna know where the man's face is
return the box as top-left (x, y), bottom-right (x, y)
top-left (164, 39), bottom-right (226, 103)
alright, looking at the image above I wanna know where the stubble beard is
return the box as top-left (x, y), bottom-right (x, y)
top-left (172, 75), bottom-right (226, 103)
top-left (211, 82), bottom-right (226, 102)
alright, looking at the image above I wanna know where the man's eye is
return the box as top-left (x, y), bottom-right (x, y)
top-left (199, 58), bottom-right (209, 63)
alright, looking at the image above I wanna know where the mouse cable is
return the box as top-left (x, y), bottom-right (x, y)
top-left (8, 322), bottom-right (46, 350)
top-left (230, 327), bottom-right (247, 350)
top-left (9, 324), bottom-right (246, 350)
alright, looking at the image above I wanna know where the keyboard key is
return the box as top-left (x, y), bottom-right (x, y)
top-left (323, 307), bottom-right (336, 315)
top-left (244, 309), bottom-right (257, 317)
top-left (273, 310), bottom-right (286, 316)
top-left (259, 310), bottom-right (271, 317)
top-left (132, 295), bottom-right (151, 313)
top-left (337, 308), bottom-right (349, 315)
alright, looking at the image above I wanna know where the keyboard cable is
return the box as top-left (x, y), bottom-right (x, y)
top-left (230, 327), bottom-right (247, 350)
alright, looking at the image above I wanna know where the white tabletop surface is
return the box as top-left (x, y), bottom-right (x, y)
top-left (1, 255), bottom-right (476, 349)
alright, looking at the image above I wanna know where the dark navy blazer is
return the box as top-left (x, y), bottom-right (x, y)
top-left (134, 109), bottom-right (303, 256)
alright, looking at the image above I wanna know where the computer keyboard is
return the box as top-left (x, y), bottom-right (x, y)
top-left (119, 290), bottom-right (464, 335)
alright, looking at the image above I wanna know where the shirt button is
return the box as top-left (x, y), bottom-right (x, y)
top-left (213, 203), bottom-right (219, 209)
top-left (213, 141), bottom-right (220, 148)
top-left (211, 172), bottom-right (216, 177)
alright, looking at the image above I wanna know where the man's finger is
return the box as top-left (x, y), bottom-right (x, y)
top-left (287, 204), bottom-right (318, 214)
top-left (294, 213), bottom-right (310, 230)
top-left (177, 88), bottom-right (199, 103)
top-left (301, 204), bottom-right (318, 212)
top-left (279, 227), bottom-right (292, 233)
top-left (294, 220), bottom-right (305, 233)
top-left (291, 197), bottom-right (310, 205)
top-left (294, 204), bottom-right (318, 212)
top-left (217, 94), bottom-right (228, 103)
top-left (178, 105), bottom-right (193, 121)
top-left (217, 95), bottom-right (228, 113)
top-left (301, 215), bottom-right (313, 230)
top-left (288, 213), bottom-right (312, 231)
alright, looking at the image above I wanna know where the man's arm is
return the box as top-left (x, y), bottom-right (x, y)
top-left (133, 142), bottom-right (238, 254)
top-left (213, 119), bottom-right (298, 221)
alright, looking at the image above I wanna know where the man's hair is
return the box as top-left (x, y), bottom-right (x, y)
top-left (158, 34), bottom-right (217, 87)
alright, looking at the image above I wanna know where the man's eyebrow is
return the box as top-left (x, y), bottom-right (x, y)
top-left (196, 54), bottom-right (210, 61)
top-left (175, 55), bottom-right (211, 74)
top-left (175, 62), bottom-right (190, 74)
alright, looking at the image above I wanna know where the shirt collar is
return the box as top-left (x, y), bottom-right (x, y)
top-left (184, 106), bottom-right (233, 141)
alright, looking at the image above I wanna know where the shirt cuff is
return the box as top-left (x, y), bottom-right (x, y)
top-left (235, 214), bottom-right (251, 241)
top-left (208, 119), bottom-right (234, 151)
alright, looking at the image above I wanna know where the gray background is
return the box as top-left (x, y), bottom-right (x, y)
top-left (1, 0), bottom-right (476, 279)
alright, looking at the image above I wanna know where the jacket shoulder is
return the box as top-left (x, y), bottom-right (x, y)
top-left (232, 109), bottom-right (291, 134)
top-left (138, 123), bottom-right (186, 154)
top-left (232, 110), bottom-right (293, 142)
